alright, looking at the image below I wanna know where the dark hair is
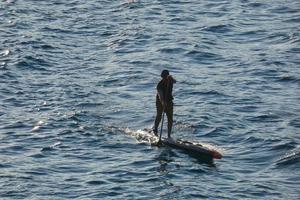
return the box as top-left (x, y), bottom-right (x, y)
top-left (161, 70), bottom-right (169, 78)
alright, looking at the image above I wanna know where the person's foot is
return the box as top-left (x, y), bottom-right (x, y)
top-left (166, 137), bottom-right (174, 142)
top-left (152, 128), bottom-right (158, 136)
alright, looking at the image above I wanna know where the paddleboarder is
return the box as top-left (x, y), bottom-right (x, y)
top-left (153, 70), bottom-right (176, 138)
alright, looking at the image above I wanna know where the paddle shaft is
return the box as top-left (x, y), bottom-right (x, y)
top-left (159, 107), bottom-right (165, 142)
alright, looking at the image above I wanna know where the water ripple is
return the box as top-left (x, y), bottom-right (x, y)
top-left (0, 0), bottom-right (299, 199)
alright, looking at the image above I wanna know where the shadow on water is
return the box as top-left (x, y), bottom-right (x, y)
top-left (156, 148), bottom-right (177, 174)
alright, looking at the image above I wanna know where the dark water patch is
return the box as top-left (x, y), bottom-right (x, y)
top-left (5, 145), bottom-right (26, 151)
top-left (41, 146), bottom-right (56, 152)
top-left (126, 60), bottom-right (152, 67)
top-left (236, 30), bottom-right (267, 42)
top-left (246, 113), bottom-right (282, 123)
top-left (240, 134), bottom-right (267, 145)
top-left (158, 47), bottom-right (185, 54)
top-left (190, 90), bottom-right (230, 98)
top-left (266, 32), bottom-right (293, 44)
top-left (270, 5), bottom-right (299, 14)
top-left (2, 121), bottom-right (28, 129)
top-left (185, 50), bottom-right (223, 63)
top-left (0, 163), bottom-right (13, 168)
top-left (201, 126), bottom-right (229, 137)
top-left (29, 153), bottom-right (46, 159)
top-left (287, 47), bottom-right (300, 54)
top-left (86, 180), bottom-right (107, 185)
top-left (41, 27), bottom-right (74, 35)
top-left (233, 105), bottom-right (258, 113)
top-left (288, 118), bottom-right (300, 128)
top-left (283, 17), bottom-right (300, 23)
top-left (77, 102), bottom-right (103, 108)
top-left (271, 140), bottom-right (298, 151)
top-left (249, 68), bottom-right (280, 77)
top-left (247, 2), bottom-right (268, 8)
top-left (119, 1), bottom-right (144, 9)
top-left (202, 24), bottom-right (234, 34)
top-left (169, 16), bottom-right (197, 25)
top-left (1, 191), bottom-right (29, 199)
top-left (53, 164), bottom-right (91, 174)
top-left (25, 169), bottom-right (49, 176)
top-left (275, 75), bottom-right (300, 84)
top-left (15, 56), bottom-right (51, 71)
top-left (32, 43), bottom-right (57, 51)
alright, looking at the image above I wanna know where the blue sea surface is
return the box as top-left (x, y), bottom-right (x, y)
top-left (0, 0), bottom-right (300, 199)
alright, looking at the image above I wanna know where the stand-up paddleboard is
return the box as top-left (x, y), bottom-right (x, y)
top-left (145, 129), bottom-right (222, 160)
top-left (159, 137), bottom-right (222, 160)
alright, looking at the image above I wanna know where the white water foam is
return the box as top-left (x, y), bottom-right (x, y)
top-left (124, 128), bottom-right (159, 144)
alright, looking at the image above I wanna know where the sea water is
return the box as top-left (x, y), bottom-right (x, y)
top-left (0, 0), bottom-right (299, 199)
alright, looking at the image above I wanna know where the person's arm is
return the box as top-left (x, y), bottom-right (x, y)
top-left (167, 75), bottom-right (176, 84)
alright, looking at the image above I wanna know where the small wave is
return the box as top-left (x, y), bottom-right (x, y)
top-left (202, 24), bottom-right (234, 33)
top-left (246, 113), bottom-right (282, 123)
top-left (77, 102), bottom-right (104, 108)
top-left (41, 27), bottom-right (73, 35)
top-left (284, 17), bottom-right (300, 23)
top-left (0, 49), bottom-right (10, 57)
top-left (29, 153), bottom-right (46, 159)
top-left (120, 0), bottom-right (142, 9)
top-left (3, 121), bottom-right (28, 129)
top-left (158, 47), bottom-right (185, 54)
top-left (32, 44), bottom-right (56, 50)
top-left (203, 126), bottom-right (228, 137)
top-left (41, 142), bottom-right (61, 152)
top-left (288, 47), bottom-right (300, 54)
top-left (7, 20), bottom-right (16, 27)
top-left (0, 62), bottom-right (7, 69)
top-left (16, 56), bottom-right (51, 71)
top-left (4, 0), bottom-right (16, 4)
top-left (289, 118), bottom-right (300, 128)
top-left (31, 120), bottom-right (45, 132)
top-left (193, 90), bottom-right (228, 97)
top-left (270, 5), bottom-right (299, 14)
top-left (237, 29), bottom-right (267, 39)
top-left (242, 135), bottom-right (265, 144)
top-left (233, 105), bottom-right (258, 113)
top-left (247, 2), bottom-right (267, 8)
top-left (25, 169), bottom-right (48, 176)
top-left (276, 75), bottom-right (300, 83)
top-left (271, 141), bottom-right (297, 151)
top-left (185, 50), bottom-right (223, 62)
top-left (174, 120), bottom-right (197, 130)
top-left (86, 180), bottom-right (106, 185)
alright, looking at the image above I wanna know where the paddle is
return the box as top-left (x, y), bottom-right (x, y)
top-left (158, 106), bottom-right (165, 144)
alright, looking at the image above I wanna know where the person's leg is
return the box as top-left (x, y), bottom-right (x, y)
top-left (153, 101), bottom-right (163, 135)
top-left (165, 102), bottom-right (173, 138)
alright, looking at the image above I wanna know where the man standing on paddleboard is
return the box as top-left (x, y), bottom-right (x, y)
top-left (153, 70), bottom-right (176, 138)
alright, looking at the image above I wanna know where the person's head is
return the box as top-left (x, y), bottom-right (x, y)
top-left (161, 70), bottom-right (169, 79)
